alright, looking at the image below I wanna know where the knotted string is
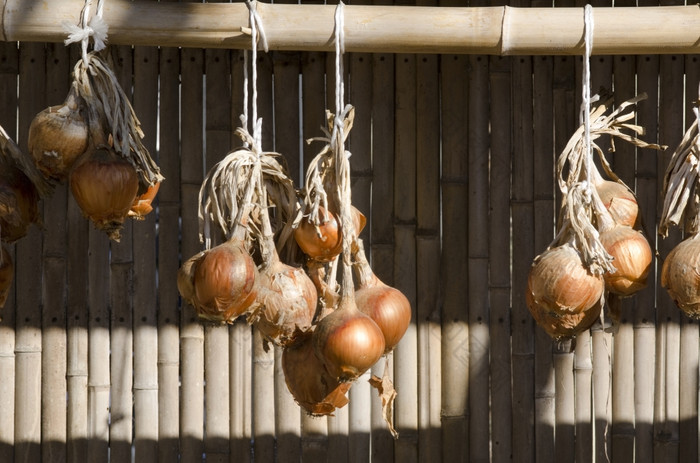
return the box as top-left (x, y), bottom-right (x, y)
top-left (63, 0), bottom-right (108, 64)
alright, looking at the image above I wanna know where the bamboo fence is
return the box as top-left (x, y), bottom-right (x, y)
top-left (1, 0), bottom-right (700, 462)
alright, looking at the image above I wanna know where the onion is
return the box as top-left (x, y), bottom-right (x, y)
top-left (661, 235), bottom-right (700, 318)
top-left (187, 238), bottom-right (258, 323)
top-left (0, 245), bottom-right (12, 309)
top-left (526, 288), bottom-right (602, 339)
top-left (599, 225), bottom-right (652, 296)
top-left (527, 242), bottom-right (604, 318)
top-left (129, 181), bottom-right (160, 219)
top-left (28, 83), bottom-right (88, 182)
top-left (249, 256), bottom-right (318, 347)
top-left (0, 164), bottom-right (40, 243)
top-left (595, 180), bottom-right (639, 228)
top-left (282, 332), bottom-right (351, 416)
top-left (353, 242), bottom-right (411, 353)
top-left (312, 296), bottom-right (386, 382)
top-left (294, 206), bottom-right (366, 262)
top-left (70, 146), bottom-right (139, 242)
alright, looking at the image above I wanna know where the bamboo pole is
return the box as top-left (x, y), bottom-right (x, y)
top-left (40, 41), bottom-right (70, 463)
top-left (156, 27), bottom-right (182, 463)
top-left (553, 341), bottom-right (575, 463)
top-left (14, 41), bottom-right (44, 463)
top-left (252, 330), bottom-right (276, 463)
top-left (574, 333), bottom-right (593, 463)
top-left (179, 44), bottom-right (205, 463)
top-left (6, 1), bottom-right (700, 55)
top-left (591, 323), bottom-right (612, 463)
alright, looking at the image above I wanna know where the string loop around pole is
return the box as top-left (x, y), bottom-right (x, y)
top-left (63, 0), bottom-right (109, 64)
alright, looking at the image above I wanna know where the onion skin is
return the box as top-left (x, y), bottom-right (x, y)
top-left (282, 332), bottom-right (351, 416)
top-left (0, 165), bottom-right (40, 243)
top-left (28, 85), bottom-right (88, 182)
top-left (190, 239), bottom-right (258, 323)
top-left (313, 298), bottom-right (386, 382)
top-left (600, 225), bottom-right (652, 296)
top-left (596, 180), bottom-right (638, 228)
top-left (294, 206), bottom-right (366, 262)
top-left (70, 146), bottom-right (139, 242)
top-left (527, 243), bottom-right (604, 317)
top-left (0, 246), bottom-right (12, 309)
top-left (355, 274), bottom-right (411, 353)
top-left (527, 289), bottom-right (602, 339)
top-left (661, 236), bottom-right (700, 319)
top-left (129, 181), bottom-right (160, 219)
top-left (250, 259), bottom-right (318, 347)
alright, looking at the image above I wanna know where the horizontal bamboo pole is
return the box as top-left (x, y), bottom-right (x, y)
top-left (3, 1), bottom-right (700, 55)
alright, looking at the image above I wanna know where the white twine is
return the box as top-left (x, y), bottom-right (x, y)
top-left (63, 0), bottom-right (108, 64)
top-left (582, 4), bottom-right (594, 184)
top-left (243, 0), bottom-right (269, 151)
top-left (334, 2), bottom-right (346, 117)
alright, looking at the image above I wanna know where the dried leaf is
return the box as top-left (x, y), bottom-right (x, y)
top-left (369, 363), bottom-right (399, 439)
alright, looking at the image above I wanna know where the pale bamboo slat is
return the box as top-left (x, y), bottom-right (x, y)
top-left (574, 332), bottom-right (593, 463)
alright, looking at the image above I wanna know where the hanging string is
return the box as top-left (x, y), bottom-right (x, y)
top-left (334, 1), bottom-right (346, 117)
top-left (243, 0), bottom-right (269, 151)
top-left (63, 0), bottom-right (108, 64)
top-left (582, 4), bottom-right (594, 185)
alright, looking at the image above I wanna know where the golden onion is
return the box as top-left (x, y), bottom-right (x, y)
top-left (596, 180), bottom-right (638, 228)
top-left (599, 225), bottom-right (652, 296)
top-left (129, 181), bottom-right (160, 219)
top-left (527, 288), bottom-right (602, 339)
top-left (0, 163), bottom-right (40, 244)
top-left (661, 236), bottom-right (700, 319)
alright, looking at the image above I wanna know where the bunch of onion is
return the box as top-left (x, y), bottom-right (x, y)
top-left (352, 238), bottom-right (411, 353)
top-left (282, 331), bottom-right (351, 416)
top-left (311, 105), bottom-right (385, 382)
top-left (661, 234), bottom-right (700, 319)
top-left (0, 124), bottom-right (52, 243)
top-left (28, 82), bottom-right (89, 182)
top-left (0, 245), bottom-right (12, 309)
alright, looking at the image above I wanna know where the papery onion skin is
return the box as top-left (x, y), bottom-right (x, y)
top-left (313, 299), bottom-right (386, 382)
top-left (596, 180), bottom-right (638, 228)
top-left (661, 237), bottom-right (700, 319)
top-left (177, 250), bottom-right (205, 307)
top-left (28, 86), bottom-right (88, 182)
top-left (69, 147), bottom-right (139, 242)
top-left (0, 166), bottom-right (39, 243)
top-left (192, 239), bottom-right (258, 323)
top-left (527, 289), bottom-right (602, 339)
top-left (282, 332), bottom-right (351, 416)
top-left (0, 246), bottom-right (12, 309)
top-left (355, 275), bottom-right (411, 353)
top-left (527, 243), bottom-right (604, 317)
top-left (129, 181), bottom-right (160, 219)
top-left (294, 207), bottom-right (343, 262)
top-left (250, 259), bottom-right (318, 347)
top-left (600, 225), bottom-right (652, 296)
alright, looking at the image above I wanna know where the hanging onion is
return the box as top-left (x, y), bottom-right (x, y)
top-left (599, 225), bottom-right (652, 296)
top-left (0, 245), bottom-right (12, 309)
top-left (661, 235), bottom-right (700, 319)
top-left (294, 206), bottom-right (366, 262)
top-left (0, 163), bottom-right (40, 244)
top-left (527, 242), bottom-right (605, 319)
top-left (526, 288), bottom-right (602, 339)
top-left (180, 238), bottom-right (258, 323)
top-left (128, 181), bottom-right (160, 219)
top-left (28, 83), bottom-right (88, 182)
top-left (282, 332), bottom-right (351, 416)
top-left (70, 145), bottom-right (139, 242)
top-left (595, 179), bottom-right (639, 228)
top-left (353, 240), bottom-right (411, 353)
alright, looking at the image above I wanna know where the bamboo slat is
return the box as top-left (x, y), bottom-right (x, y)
top-left (553, 342), bottom-right (575, 463)
top-left (132, 26), bottom-right (160, 463)
top-left (179, 44), bottom-right (205, 463)
top-left (40, 41), bottom-right (70, 463)
top-left (14, 41), bottom-right (44, 463)
top-left (6, 1), bottom-right (700, 55)
top-left (574, 333), bottom-right (593, 463)
top-left (156, 39), bottom-right (182, 463)
top-left (252, 330), bottom-right (275, 463)
top-left (591, 325), bottom-right (612, 463)
top-left (488, 53), bottom-right (513, 463)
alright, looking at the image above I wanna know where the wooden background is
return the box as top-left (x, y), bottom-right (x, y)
top-left (0, 0), bottom-right (698, 462)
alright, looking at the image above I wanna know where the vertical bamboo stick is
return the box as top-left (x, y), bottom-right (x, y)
top-left (553, 340), bottom-right (575, 463)
top-left (591, 322), bottom-right (612, 463)
top-left (678, 54), bottom-right (700, 463)
top-left (14, 41), bottom-right (45, 463)
top-left (574, 332), bottom-right (593, 463)
top-left (415, 45), bottom-right (441, 463)
top-left (530, 13), bottom-right (555, 458)
top-left (466, 51), bottom-right (490, 463)
top-left (633, 16), bottom-right (660, 462)
top-left (179, 44), bottom-right (205, 463)
top-left (392, 51), bottom-right (418, 463)
top-left (0, 41), bottom-right (17, 463)
top-left (108, 45), bottom-right (135, 463)
top-left (65, 45), bottom-right (90, 463)
top-left (157, 39), bottom-right (182, 463)
top-left (230, 47), bottom-right (253, 463)
top-left (204, 26), bottom-right (232, 462)
top-left (489, 53), bottom-right (513, 463)
top-left (271, 46), bottom-right (302, 463)
top-left (610, 5), bottom-right (637, 456)
top-left (40, 41), bottom-right (70, 463)
top-left (300, 43), bottom-right (329, 461)
top-left (133, 35), bottom-right (160, 462)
